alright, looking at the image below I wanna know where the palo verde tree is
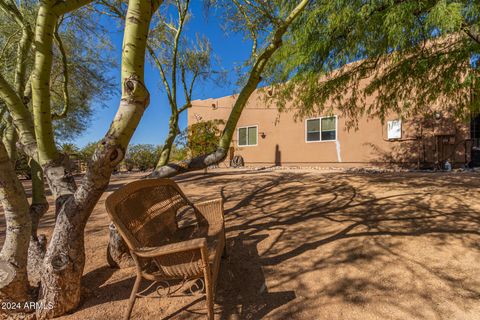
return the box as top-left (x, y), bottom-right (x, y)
top-left (149, 0), bottom-right (313, 178)
top-left (148, 0), bottom-right (218, 170)
top-left (0, 0), bottom-right (114, 288)
top-left (0, 0), bottom-right (163, 317)
top-left (266, 1), bottom-right (480, 127)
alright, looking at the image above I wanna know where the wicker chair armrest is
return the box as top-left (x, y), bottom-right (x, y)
top-left (194, 198), bottom-right (224, 225)
top-left (132, 238), bottom-right (207, 258)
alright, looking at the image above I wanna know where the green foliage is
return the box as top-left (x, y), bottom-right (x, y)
top-left (184, 119), bottom-right (225, 158)
top-left (426, 1), bottom-right (464, 33)
top-left (59, 143), bottom-right (79, 155)
top-left (266, 1), bottom-right (480, 127)
top-left (79, 141), bottom-right (98, 162)
top-left (124, 144), bottom-right (159, 171)
top-left (0, 1), bottom-right (116, 142)
top-left (169, 143), bottom-right (188, 162)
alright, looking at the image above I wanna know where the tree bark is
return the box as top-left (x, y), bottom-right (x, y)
top-left (106, 223), bottom-right (134, 268)
top-left (27, 159), bottom-right (49, 287)
top-left (0, 141), bottom-right (31, 304)
top-left (36, 0), bottom-right (162, 317)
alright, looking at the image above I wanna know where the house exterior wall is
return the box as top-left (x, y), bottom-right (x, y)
top-left (188, 90), bottom-right (472, 168)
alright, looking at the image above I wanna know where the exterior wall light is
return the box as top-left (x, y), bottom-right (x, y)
top-left (260, 132), bottom-right (266, 139)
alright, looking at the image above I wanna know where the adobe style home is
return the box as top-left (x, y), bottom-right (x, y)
top-left (188, 86), bottom-right (480, 170)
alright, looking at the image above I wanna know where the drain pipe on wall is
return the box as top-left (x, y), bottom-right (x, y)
top-left (335, 140), bottom-right (342, 163)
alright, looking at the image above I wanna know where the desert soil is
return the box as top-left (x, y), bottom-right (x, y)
top-left (1, 168), bottom-right (480, 320)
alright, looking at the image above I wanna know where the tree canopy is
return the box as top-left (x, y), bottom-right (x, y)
top-left (267, 1), bottom-right (480, 127)
top-left (0, 1), bottom-right (115, 142)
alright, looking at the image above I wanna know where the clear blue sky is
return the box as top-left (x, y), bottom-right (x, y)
top-left (74, 3), bottom-right (251, 148)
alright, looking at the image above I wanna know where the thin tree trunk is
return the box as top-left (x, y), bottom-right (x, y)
top-left (0, 140), bottom-right (31, 304)
top-left (148, 0), bottom-right (311, 179)
top-left (106, 223), bottom-right (134, 268)
top-left (36, 1), bottom-right (162, 317)
top-left (157, 113), bottom-right (179, 168)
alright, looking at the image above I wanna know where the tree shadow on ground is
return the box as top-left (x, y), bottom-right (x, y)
top-left (215, 234), bottom-right (296, 320)
top-left (209, 171), bottom-right (480, 319)
top-left (73, 170), bottom-right (480, 319)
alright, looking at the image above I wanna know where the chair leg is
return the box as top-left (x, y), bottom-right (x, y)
top-left (201, 246), bottom-right (214, 319)
top-left (205, 275), bottom-right (214, 320)
top-left (124, 274), bottom-right (142, 320)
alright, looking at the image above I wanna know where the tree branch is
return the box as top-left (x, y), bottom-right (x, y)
top-left (232, 0), bottom-right (258, 58)
top-left (0, 30), bottom-right (19, 60)
top-left (463, 26), bottom-right (480, 46)
top-left (51, 22), bottom-right (70, 120)
top-left (0, 0), bottom-right (25, 27)
top-left (170, 0), bottom-right (189, 106)
top-left (149, 0), bottom-right (312, 178)
top-left (147, 44), bottom-right (175, 107)
top-left (0, 72), bottom-right (37, 161)
top-left (52, 0), bottom-right (95, 16)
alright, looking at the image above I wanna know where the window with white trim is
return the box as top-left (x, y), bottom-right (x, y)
top-left (306, 116), bottom-right (337, 142)
top-left (238, 126), bottom-right (258, 146)
top-left (387, 119), bottom-right (402, 140)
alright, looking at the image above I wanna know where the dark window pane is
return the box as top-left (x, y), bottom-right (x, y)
top-left (307, 119), bottom-right (320, 132)
top-left (239, 128), bottom-right (247, 145)
top-left (307, 132), bottom-right (321, 141)
top-left (321, 130), bottom-right (336, 141)
top-left (248, 127), bottom-right (257, 145)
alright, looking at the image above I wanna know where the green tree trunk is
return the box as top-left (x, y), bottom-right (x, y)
top-left (156, 113), bottom-right (179, 167)
top-left (0, 140), bottom-right (31, 304)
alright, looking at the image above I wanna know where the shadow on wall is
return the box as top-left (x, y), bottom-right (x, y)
top-left (275, 144), bottom-right (282, 167)
top-left (367, 115), bottom-right (471, 169)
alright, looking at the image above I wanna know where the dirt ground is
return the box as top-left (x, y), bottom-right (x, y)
top-left (1, 168), bottom-right (480, 320)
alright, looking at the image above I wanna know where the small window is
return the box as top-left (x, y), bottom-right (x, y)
top-left (306, 116), bottom-right (337, 142)
top-left (387, 119), bottom-right (402, 140)
top-left (238, 126), bottom-right (257, 146)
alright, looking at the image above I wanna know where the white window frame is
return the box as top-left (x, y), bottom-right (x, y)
top-left (237, 125), bottom-right (258, 147)
top-left (387, 119), bottom-right (402, 140)
top-left (305, 115), bottom-right (338, 143)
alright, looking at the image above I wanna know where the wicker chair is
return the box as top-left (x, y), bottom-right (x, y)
top-left (105, 178), bottom-right (226, 320)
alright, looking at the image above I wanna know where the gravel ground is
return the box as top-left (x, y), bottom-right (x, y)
top-left (2, 168), bottom-right (480, 319)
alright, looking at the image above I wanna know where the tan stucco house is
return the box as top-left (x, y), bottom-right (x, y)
top-left (188, 86), bottom-right (480, 169)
